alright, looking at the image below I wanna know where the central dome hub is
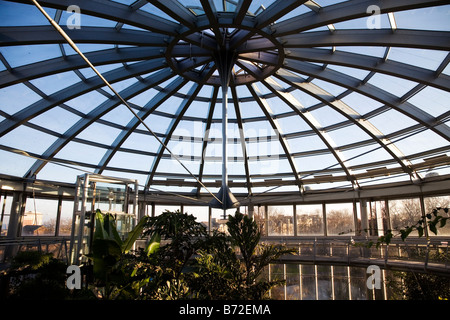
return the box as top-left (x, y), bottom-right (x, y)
top-left (165, 24), bottom-right (285, 86)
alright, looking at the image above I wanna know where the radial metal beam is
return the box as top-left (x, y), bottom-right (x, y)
top-left (199, 0), bottom-right (225, 49)
top-left (234, 0), bottom-right (252, 25)
top-left (23, 68), bottom-right (176, 178)
top-left (286, 48), bottom-right (450, 92)
top-left (283, 59), bottom-right (450, 142)
top-left (282, 29), bottom-right (450, 51)
top-left (0, 26), bottom-right (169, 47)
top-left (247, 83), bottom-right (304, 194)
top-left (146, 0), bottom-right (197, 29)
top-left (271, 0), bottom-right (446, 36)
top-left (261, 77), bottom-right (358, 187)
top-left (146, 82), bottom-right (203, 189)
top-left (230, 86), bottom-right (251, 196)
top-left (0, 59), bottom-right (167, 138)
top-left (5, 0), bottom-right (180, 35)
top-left (227, 0), bottom-right (308, 51)
top-left (255, 0), bottom-right (309, 28)
top-left (196, 86), bottom-right (219, 197)
top-left (95, 76), bottom-right (188, 174)
top-left (0, 47), bottom-right (166, 89)
top-left (273, 68), bottom-right (419, 178)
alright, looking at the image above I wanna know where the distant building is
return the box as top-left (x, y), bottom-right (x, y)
top-left (22, 211), bottom-right (43, 235)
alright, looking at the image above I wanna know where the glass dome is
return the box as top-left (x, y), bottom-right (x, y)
top-left (0, 0), bottom-right (449, 202)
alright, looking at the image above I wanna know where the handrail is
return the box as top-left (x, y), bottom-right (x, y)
top-left (261, 236), bottom-right (450, 277)
top-left (0, 236), bottom-right (71, 264)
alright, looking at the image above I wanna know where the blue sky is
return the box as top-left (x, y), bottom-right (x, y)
top-left (0, 0), bottom-right (449, 193)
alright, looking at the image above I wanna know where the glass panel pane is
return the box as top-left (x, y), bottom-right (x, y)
top-left (301, 265), bottom-right (316, 300)
top-left (268, 205), bottom-right (294, 236)
top-left (388, 198), bottom-right (422, 236)
top-left (333, 266), bottom-right (350, 300)
top-left (23, 197), bottom-right (58, 236)
top-left (424, 195), bottom-right (450, 236)
top-left (296, 204), bottom-right (324, 235)
top-left (326, 203), bottom-right (355, 236)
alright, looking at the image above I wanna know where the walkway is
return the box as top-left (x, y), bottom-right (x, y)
top-left (263, 236), bottom-right (450, 277)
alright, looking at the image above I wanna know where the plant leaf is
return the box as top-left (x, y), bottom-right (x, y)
top-left (429, 222), bottom-right (438, 235)
top-left (122, 216), bottom-right (148, 254)
top-left (417, 226), bottom-right (424, 238)
top-left (146, 232), bottom-right (161, 256)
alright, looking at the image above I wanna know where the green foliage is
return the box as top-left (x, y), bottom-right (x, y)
top-left (10, 250), bottom-right (53, 271)
top-left (386, 250), bottom-right (450, 300)
top-left (86, 209), bottom-right (153, 298)
top-left (2, 210), bottom-right (294, 300)
top-left (192, 211), bottom-right (295, 300)
top-left (364, 207), bottom-right (449, 248)
top-left (1, 250), bottom-right (72, 299)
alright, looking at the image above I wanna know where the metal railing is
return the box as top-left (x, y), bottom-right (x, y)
top-left (262, 236), bottom-right (450, 277)
top-left (0, 237), bottom-right (71, 264)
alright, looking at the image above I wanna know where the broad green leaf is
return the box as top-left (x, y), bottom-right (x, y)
top-left (417, 226), bottom-right (424, 238)
top-left (429, 222), bottom-right (438, 235)
top-left (146, 232), bottom-right (161, 256)
top-left (94, 210), bottom-right (107, 239)
top-left (106, 214), bottom-right (123, 246)
top-left (385, 231), bottom-right (393, 245)
top-left (122, 216), bottom-right (148, 254)
top-left (400, 228), bottom-right (412, 241)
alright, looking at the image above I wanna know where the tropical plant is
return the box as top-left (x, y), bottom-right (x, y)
top-left (386, 249), bottom-right (450, 300)
top-left (363, 207), bottom-right (449, 248)
top-left (192, 211), bottom-right (296, 300)
top-left (140, 210), bottom-right (207, 300)
top-left (0, 250), bottom-right (72, 299)
top-left (86, 209), bottom-right (156, 299)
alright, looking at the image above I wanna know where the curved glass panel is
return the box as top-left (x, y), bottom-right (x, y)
top-left (0, 0), bottom-right (448, 200)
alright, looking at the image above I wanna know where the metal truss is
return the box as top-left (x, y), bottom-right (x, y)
top-left (0, 0), bottom-right (449, 199)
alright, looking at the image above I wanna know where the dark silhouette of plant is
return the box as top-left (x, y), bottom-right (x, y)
top-left (0, 251), bottom-right (79, 299)
top-left (364, 207), bottom-right (449, 248)
top-left (386, 250), bottom-right (450, 300)
top-left (140, 210), bottom-right (207, 299)
top-left (192, 211), bottom-right (295, 300)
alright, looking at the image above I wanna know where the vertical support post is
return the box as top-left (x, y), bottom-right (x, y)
top-left (264, 204), bottom-right (269, 237)
top-left (151, 202), bottom-right (156, 217)
top-left (322, 203), bottom-right (327, 237)
top-left (248, 202), bottom-right (254, 219)
top-left (4, 190), bottom-right (26, 260)
top-left (293, 203), bottom-right (298, 237)
top-left (353, 200), bottom-right (359, 236)
top-left (55, 195), bottom-right (63, 236)
top-left (221, 84), bottom-right (228, 219)
top-left (360, 199), bottom-right (369, 237)
top-left (0, 193), bottom-right (6, 235)
top-left (299, 264), bottom-right (303, 300)
top-left (138, 202), bottom-right (146, 221)
top-left (74, 174), bottom-right (89, 265)
top-left (69, 176), bottom-right (81, 265)
top-left (134, 180), bottom-right (139, 219)
top-left (419, 194), bottom-right (429, 238)
top-left (384, 199), bottom-right (391, 233)
top-left (208, 206), bottom-right (212, 235)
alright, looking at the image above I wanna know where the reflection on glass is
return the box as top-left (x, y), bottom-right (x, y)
top-left (297, 204), bottom-right (323, 235)
top-left (326, 203), bottom-right (355, 236)
top-left (268, 205), bottom-right (294, 236)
